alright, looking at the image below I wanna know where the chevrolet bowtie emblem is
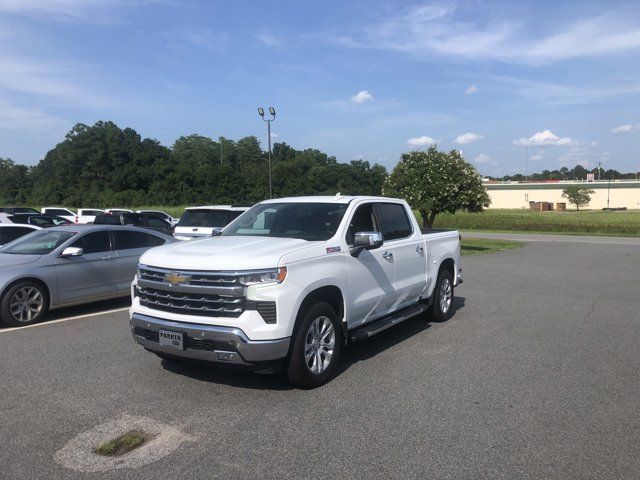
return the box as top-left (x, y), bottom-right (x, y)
top-left (165, 272), bottom-right (190, 286)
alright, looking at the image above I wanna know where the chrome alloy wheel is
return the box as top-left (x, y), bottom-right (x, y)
top-left (9, 286), bottom-right (44, 323)
top-left (304, 315), bottom-right (335, 374)
top-left (439, 278), bottom-right (452, 314)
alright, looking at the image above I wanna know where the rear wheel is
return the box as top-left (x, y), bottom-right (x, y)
top-left (429, 270), bottom-right (454, 322)
top-left (286, 301), bottom-right (342, 389)
top-left (0, 281), bottom-right (48, 327)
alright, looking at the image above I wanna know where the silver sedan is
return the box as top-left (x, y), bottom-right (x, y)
top-left (0, 225), bottom-right (175, 327)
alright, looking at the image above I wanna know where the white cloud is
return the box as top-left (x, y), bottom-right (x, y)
top-left (530, 153), bottom-right (544, 161)
top-left (465, 84), bottom-right (478, 95)
top-left (455, 132), bottom-right (483, 145)
top-left (0, 101), bottom-right (64, 132)
top-left (256, 30), bottom-right (282, 47)
top-left (347, 6), bottom-right (640, 64)
top-left (611, 124), bottom-right (640, 134)
top-left (168, 29), bottom-right (229, 52)
top-left (472, 153), bottom-right (491, 164)
top-left (270, 132), bottom-right (279, 139)
top-left (0, 0), bottom-right (161, 21)
top-left (407, 135), bottom-right (436, 146)
top-left (350, 90), bottom-right (374, 104)
top-left (514, 130), bottom-right (575, 146)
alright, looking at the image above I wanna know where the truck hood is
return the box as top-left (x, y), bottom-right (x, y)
top-left (0, 254), bottom-right (42, 268)
top-left (140, 235), bottom-right (319, 270)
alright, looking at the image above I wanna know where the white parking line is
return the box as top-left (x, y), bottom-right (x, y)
top-left (0, 307), bottom-right (129, 334)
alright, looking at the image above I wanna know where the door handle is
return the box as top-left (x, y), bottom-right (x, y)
top-left (101, 256), bottom-right (113, 261)
top-left (382, 251), bottom-right (393, 259)
top-left (416, 246), bottom-right (424, 254)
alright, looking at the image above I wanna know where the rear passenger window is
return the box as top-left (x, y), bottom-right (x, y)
top-left (71, 231), bottom-right (111, 254)
top-left (114, 231), bottom-right (164, 250)
top-left (377, 203), bottom-right (413, 241)
top-left (146, 217), bottom-right (167, 228)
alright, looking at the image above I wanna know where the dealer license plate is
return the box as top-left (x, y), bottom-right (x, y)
top-left (159, 330), bottom-right (184, 350)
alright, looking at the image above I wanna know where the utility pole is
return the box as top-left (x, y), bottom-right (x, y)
top-left (525, 146), bottom-right (529, 182)
top-left (258, 107), bottom-right (276, 198)
top-left (597, 162), bottom-right (601, 181)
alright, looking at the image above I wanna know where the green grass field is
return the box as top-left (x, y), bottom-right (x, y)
top-left (461, 238), bottom-right (523, 255)
top-left (430, 209), bottom-right (640, 236)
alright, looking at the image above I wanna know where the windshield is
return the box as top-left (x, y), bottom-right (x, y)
top-left (0, 230), bottom-right (76, 255)
top-left (177, 209), bottom-right (241, 228)
top-left (221, 202), bottom-right (348, 241)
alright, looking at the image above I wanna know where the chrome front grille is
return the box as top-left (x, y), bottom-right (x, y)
top-left (139, 268), bottom-right (240, 287)
top-left (138, 286), bottom-right (243, 317)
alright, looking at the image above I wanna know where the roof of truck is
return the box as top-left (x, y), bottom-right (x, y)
top-left (261, 195), bottom-right (402, 204)
top-left (185, 205), bottom-right (250, 211)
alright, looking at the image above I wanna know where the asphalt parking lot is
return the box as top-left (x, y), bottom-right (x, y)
top-left (0, 237), bottom-right (638, 479)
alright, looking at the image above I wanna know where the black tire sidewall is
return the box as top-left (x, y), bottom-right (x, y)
top-left (287, 301), bottom-right (342, 389)
top-left (0, 281), bottom-right (48, 327)
top-left (431, 270), bottom-right (454, 322)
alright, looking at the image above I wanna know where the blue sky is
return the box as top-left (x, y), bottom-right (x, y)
top-left (1, 0), bottom-right (640, 176)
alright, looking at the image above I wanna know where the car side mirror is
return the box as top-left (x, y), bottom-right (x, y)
top-left (60, 247), bottom-right (83, 257)
top-left (350, 231), bottom-right (383, 257)
top-left (211, 227), bottom-right (223, 237)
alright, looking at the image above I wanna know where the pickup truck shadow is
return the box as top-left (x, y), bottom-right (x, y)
top-left (159, 296), bottom-right (465, 390)
top-left (335, 296), bottom-right (466, 378)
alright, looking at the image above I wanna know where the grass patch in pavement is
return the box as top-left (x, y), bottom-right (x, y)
top-left (94, 430), bottom-right (152, 457)
top-left (429, 209), bottom-right (640, 236)
top-left (461, 238), bottom-right (523, 255)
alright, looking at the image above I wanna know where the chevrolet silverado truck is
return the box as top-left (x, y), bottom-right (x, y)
top-left (130, 196), bottom-right (462, 388)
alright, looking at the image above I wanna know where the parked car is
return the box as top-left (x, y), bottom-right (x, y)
top-left (93, 213), bottom-right (173, 235)
top-left (41, 207), bottom-right (77, 223)
top-left (136, 210), bottom-right (178, 226)
top-left (105, 208), bottom-right (133, 215)
top-left (0, 225), bottom-right (175, 327)
top-left (0, 207), bottom-right (39, 214)
top-left (130, 196), bottom-right (463, 388)
top-left (77, 208), bottom-right (105, 224)
top-left (7, 213), bottom-right (73, 228)
top-left (173, 205), bottom-right (249, 241)
top-left (0, 224), bottom-right (41, 246)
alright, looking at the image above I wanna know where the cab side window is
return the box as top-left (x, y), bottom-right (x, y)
top-left (377, 203), bottom-right (413, 241)
top-left (346, 204), bottom-right (379, 245)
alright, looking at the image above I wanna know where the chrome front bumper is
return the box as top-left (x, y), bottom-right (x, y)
top-left (130, 313), bottom-right (290, 366)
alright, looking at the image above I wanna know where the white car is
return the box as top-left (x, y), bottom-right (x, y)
top-left (41, 207), bottom-right (77, 223)
top-left (130, 196), bottom-right (463, 388)
top-left (0, 224), bottom-right (41, 246)
top-left (172, 205), bottom-right (249, 241)
top-left (76, 208), bottom-right (105, 224)
top-left (105, 208), bottom-right (134, 215)
top-left (136, 210), bottom-right (178, 226)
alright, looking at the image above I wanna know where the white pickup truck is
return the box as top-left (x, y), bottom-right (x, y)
top-left (130, 196), bottom-right (462, 388)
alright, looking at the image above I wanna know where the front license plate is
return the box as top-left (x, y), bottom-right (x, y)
top-left (159, 330), bottom-right (184, 350)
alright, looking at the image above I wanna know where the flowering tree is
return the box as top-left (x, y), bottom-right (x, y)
top-left (384, 146), bottom-right (490, 228)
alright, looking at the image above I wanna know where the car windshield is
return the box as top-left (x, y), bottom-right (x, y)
top-left (0, 230), bottom-right (76, 255)
top-left (221, 202), bottom-right (348, 241)
top-left (177, 209), bottom-right (239, 228)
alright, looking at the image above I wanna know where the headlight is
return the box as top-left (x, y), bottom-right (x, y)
top-left (239, 267), bottom-right (287, 286)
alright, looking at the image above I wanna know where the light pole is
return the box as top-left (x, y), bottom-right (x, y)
top-left (258, 106), bottom-right (276, 198)
top-left (525, 146), bottom-right (529, 183)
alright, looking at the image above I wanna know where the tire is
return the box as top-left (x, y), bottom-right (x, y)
top-left (0, 281), bottom-right (48, 327)
top-left (286, 301), bottom-right (342, 389)
top-left (429, 269), bottom-right (454, 322)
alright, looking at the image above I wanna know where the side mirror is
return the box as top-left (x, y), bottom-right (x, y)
top-left (350, 231), bottom-right (383, 257)
top-left (211, 227), bottom-right (223, 237)
top-left (60, 247), bottom-right (83, 257)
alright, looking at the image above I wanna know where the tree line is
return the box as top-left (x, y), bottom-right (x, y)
top-left (0, 121), bottom-right (387, 206)
top-left (486, 165), bottom-right (639, 182)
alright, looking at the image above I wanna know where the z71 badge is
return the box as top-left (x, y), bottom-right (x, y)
top-left (326, 246), bottom-right (341, 254)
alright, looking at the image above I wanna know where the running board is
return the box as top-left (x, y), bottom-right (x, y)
top-left (349, 303), bottom-right (429, 342)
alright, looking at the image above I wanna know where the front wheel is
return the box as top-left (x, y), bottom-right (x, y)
top-left (429, 270), bottom-right (454, 322)
top-left (286, 301), bottom-right (342, 389)
top-left (0, 281), bottom-right (48, 327)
